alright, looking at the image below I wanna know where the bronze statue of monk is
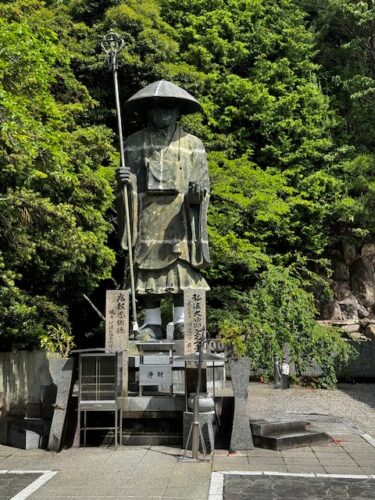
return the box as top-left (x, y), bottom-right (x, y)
top-left (116, 80), bottom-right (210, 340)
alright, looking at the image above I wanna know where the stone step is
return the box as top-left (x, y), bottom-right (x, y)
top-left (120, 432), bottom-right (182, 446)
top-left (253, 430), bottom-right (331, 451)
top-left (250, 420), bottom-right (309, 437)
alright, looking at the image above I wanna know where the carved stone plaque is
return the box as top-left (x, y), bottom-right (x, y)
top-left (139, 365), bottom-right (172, 386)
top-left (184, 289), bottom-right (206, 355)
top-left (105, 290), bottom-right (129, 396)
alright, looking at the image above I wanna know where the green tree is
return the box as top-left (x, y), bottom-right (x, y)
top-left (296, 0), bottom-right (375, 246)
top-left (68, 0), bottom-right (343, 326)
top-left (0, 0), bottom-right (116, 349)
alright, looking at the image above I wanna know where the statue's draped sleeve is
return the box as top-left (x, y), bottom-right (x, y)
top-left (116, 137), bottom-right (139, 250)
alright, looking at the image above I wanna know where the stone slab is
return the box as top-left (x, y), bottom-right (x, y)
top-left (47, 357), bottom-right (74, 452)
top-left (118, 395), bottom-right (185, 412)
top-left (229, 358), bottom-right (253, 451)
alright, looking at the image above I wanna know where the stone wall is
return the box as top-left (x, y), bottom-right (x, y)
top-left (0, 351), bottom-right (54, 443)
top-left (321, 241), bottom-right (375, 342)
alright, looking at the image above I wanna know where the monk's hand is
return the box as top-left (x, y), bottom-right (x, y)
top-left (116, 166), bottom-right (132, 186)
top-left (186, 182), bottom-right (204, 205)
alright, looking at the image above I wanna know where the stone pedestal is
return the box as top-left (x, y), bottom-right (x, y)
top-left (47, 357), bottom-right (74, 452)
top-left (229, 358), bottom-right (254, 451)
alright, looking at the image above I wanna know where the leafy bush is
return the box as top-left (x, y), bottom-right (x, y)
top-left (219, 266), bottom-right (353, 388)
top-left (40, 325), bottom-right (75, 358)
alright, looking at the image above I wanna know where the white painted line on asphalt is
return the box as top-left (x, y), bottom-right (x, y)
top-left (265, 472), bottom-right (316, 477)
top-left (208, 471), bottom-right (224, 500)
top-left (209, 470), bottom-right (375, 499)
top-left (217, 471), bottom-right (261, 476)
top-left (315, 473), bottom-right (372, 479)
top-left (9, 470), bottom-right (57, 500)
top-left (8, 470), bottom-right (55, 474)
top-left (362, 434), bottom-right (375, 449)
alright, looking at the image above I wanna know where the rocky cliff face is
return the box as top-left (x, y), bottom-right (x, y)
top-left (320, 242), bottom-right (375, 342)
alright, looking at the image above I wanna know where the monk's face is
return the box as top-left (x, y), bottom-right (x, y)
top-left (148, 106), bottom-right (179, 129)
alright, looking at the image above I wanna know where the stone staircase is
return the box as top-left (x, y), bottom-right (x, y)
top-left (250, 419), bottom-right (331, 451)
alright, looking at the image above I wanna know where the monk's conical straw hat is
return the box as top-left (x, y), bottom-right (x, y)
top-left (124, 80), bottom-right (201, 114)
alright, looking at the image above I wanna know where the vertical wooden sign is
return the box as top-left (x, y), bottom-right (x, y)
top-left (183, 289), bottom-right (206, 355)
top-left (105, 290), bottom-right (129, 396)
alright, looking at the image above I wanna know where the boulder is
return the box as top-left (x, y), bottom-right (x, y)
top-left (361, 243), bottom-right (375, 257)
top-left (341, 323), bottom-right (360, 333)
top-left (361, 243), bottom-right (375, 269)
top-left (346, 330), bottom-right (368, 342)
top-left (338, 297), bottom-right (359, 321)
top-left (322, 301), bottom-right (343, 321)
top-left (333, 261), bottom-right (349, 281)
top-left (332, 281), bottom-right (352, 301)
top-left (357, 304), bottom-right (370, 318)
top-left (343, 241), bottom-right (357, 265)
top-left (350, 256), bottom-right (375, 307)
top-left (364, 324), bottom-right (375, 341)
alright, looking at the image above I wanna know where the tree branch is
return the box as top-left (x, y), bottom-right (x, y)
top-left (82, 294), bottom-right (105, 321)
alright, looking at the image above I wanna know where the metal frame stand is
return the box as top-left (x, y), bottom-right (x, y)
top-left (179, 334), bottom-right (209, 462)
top-left (182, 417), bottom-right (207, 461)
top-left (75, 349), bottom-right (121, 449)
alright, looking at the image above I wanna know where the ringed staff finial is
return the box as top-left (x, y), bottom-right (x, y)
top-left (101, 30), bottom-right (125, 70)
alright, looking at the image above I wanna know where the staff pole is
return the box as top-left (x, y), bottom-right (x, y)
top-left (102, 31), bottom-right (138, 332)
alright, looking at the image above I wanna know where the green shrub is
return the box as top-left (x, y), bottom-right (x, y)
top-left (219, 265), bottom-right (354, 388)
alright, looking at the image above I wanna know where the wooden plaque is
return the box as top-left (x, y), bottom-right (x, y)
top-left (105, 290), bottom-right (129, 396)
top-left (183, 289), bottom-right (206, 355)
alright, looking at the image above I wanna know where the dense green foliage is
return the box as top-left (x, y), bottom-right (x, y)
top-left (299, 0), bottom-right (375, 242)
top-left (0, 1), bottom-right (116, 349)
top-left (1, 0), bottom-right (368, 380)
top-left (220, 266), bottom-right (352, 387)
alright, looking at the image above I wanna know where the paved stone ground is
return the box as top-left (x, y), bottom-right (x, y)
top-left (0, 382), bottom-right (373, 499)
top-left (0, 472), bottom-right (41, 499)
top-left (246, 382), bottom-right (375, 435)
top-left (213, 434), bottom-right (375, 475)
top-left (223, 475), bottom-right (375, 499)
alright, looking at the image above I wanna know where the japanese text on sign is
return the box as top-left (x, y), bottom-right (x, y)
top-left (105, 290), bottom-right (129, 351)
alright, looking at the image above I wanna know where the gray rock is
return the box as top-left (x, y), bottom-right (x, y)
top-left (350, 256), bottom-right (375, 307)
top-left (364, 324), bottom-right (375, 341)
top-left (346, 330), bottom-right (368, 342)
top-left (343, 241), bottom-right (357, 265)
top-left (357, 304), bottom-right (370, 318)
top-left (361, 243), bottom-right (375, 257)
top-left (322, 301), bottom-right (343, 320)
top-left (333, 261), bottom-right (349, 281)
top-left (338, 297), bottom-right (359, 321)
top-left (360, 317), bottom-right (372, 327)
top-left (341, 323), bottom-right (360, 333)
top-left (332, 281), bottom-right (352, 301)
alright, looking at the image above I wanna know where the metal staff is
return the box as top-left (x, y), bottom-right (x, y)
top-left (102, 31), bottom-right (138, 332)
